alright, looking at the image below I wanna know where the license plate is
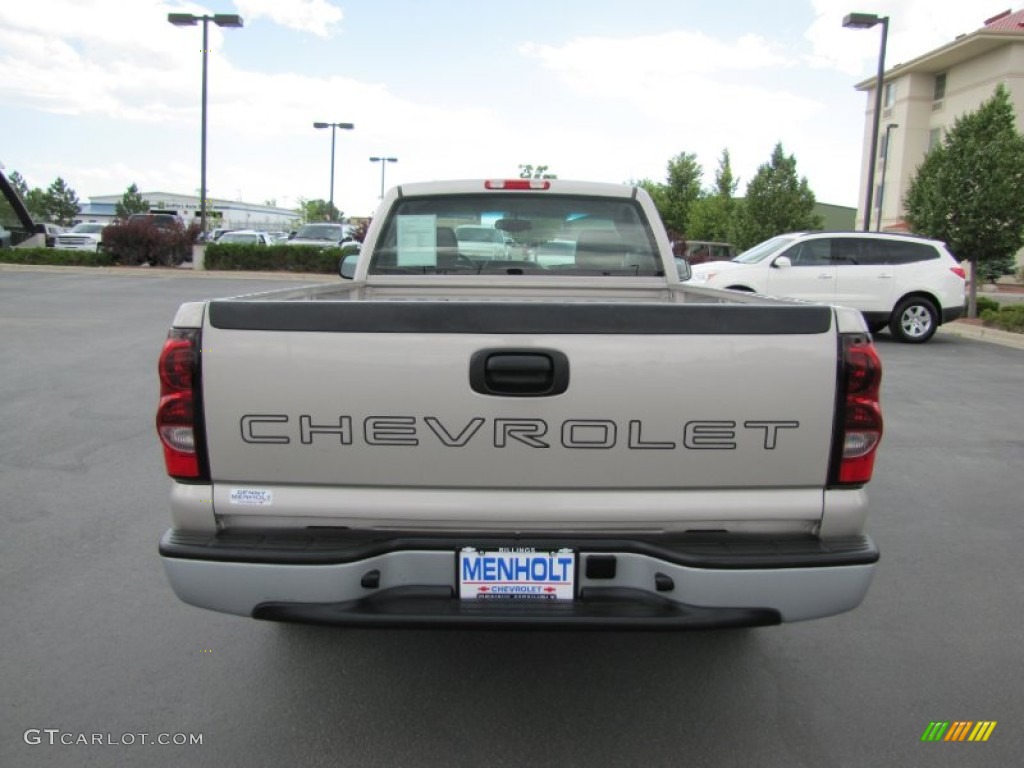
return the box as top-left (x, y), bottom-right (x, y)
top-left (458, 547), bottom-right (576, 601)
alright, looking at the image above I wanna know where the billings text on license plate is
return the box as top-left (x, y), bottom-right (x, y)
top-left (459, 548), bottom-right (576, 601)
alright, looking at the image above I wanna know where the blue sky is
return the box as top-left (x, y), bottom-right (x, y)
top-left (0, 0), bottom-right (1011, 218)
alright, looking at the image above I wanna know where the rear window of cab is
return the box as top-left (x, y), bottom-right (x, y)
top-left (368, 194), bottom-right (663, 276)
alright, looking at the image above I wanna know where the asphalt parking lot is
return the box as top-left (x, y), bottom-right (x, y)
top-left (1, 268), bottom-right (1021, 768)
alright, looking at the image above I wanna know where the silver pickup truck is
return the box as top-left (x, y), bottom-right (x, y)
top-left (157, 179), bottom-right (883, 629)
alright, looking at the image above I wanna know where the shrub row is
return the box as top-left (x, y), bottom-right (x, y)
top-left (0, 247), bottom-right (115, 267)
top-left (204, 243), bottom-right (358, 273)
top-left (980, 303), bottom-right (1024, 333)
top-left (0, 242), bottom-right (363, 272)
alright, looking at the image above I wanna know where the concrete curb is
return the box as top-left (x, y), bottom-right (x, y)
top-left (938, 321), bottom-right (1024, 350)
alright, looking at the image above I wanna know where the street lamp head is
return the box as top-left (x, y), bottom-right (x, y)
top-left (167, 13), bottom-right (198, 26)
top-left (313, 122), bottom-right (329, 129)
top-left (212, 14), bottom-right (244, 28)
top-left (843, 12), bottom-right (883, 29)
top-left (314, 122), bottom-right (354, 130)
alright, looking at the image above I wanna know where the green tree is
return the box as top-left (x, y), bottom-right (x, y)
top-left (24, 188), bottom-right (49, 222)
top-left (733, 143), bottom-right (821, 250)
top-left (296, 197), bottom-right (341, 223)
top-left (41, 177), bottom-right (80, 226)
top-left (8, 171), bottom-right (30, 201)
top-left (904, 83), bottom-right (1024, 317)
top-left (659, 152), bottom-right (703, 238)
top-left (688, 149), bottom-right (739, 242)
top-left (115, 183), bottom-right (150, 220)
top-left (518, 164), bottom-right (557, 179)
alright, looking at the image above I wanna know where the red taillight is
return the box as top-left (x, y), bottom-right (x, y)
top-left (484, 179), bottom-right (551, 190)
top-left (157, 329), bottom-right (203, 479)
top-left (950, 266), bottom-right (966, 280)
top-left (835, 335), bottom-right (883, 486)
top-left (160, 337), bottom-right (194, 391)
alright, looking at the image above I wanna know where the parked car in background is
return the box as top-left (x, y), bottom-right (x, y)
top-left (682, 241), bottom-right (736, 265)
top-left (266, 231), bottom-right (290, 244)
top-left (40, 223), bottom-right (64, 247)
top-left (216, 230), bottom-right (274, 245)
top-left (285, 222), bottom-right (357, 248)
top-left (54, 222), bottom-right (107, 252)
top-left (128, 213), bottom-right (183, 231)
top-left (454, 225), bottom-right (511, 260)
top-left (688, 231), bottom-right (966, 343)
top-left (201, 228), bottom-right (236, 243)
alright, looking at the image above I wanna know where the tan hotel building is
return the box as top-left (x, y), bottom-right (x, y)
top-left (853, 9), bottom-right (1024, 235)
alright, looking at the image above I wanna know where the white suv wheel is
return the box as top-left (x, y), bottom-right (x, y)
top-left (890, 297), bottom-right (938, 343)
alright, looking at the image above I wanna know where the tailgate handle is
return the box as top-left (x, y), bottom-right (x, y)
top-left (470, 349), bottom-right (569, 397)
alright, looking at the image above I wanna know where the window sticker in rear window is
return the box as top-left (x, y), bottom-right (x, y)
top-left (397, 215), bottom-right (438, 267)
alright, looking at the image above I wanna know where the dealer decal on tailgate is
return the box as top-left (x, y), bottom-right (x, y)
top-left (458, 548), bottom-right (576, 600)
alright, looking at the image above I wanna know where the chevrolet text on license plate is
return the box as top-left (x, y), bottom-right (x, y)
top-left (458, 548), bottom-right (576, 600)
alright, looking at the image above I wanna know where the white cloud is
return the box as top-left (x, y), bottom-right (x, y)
top-left (522, 29), bottom-right (791, 90)
top-left (29, 160), bottom-right (196, 197)
top-left (235, 0), bottom-right (343, 38)
top-left (519, 29), bottom-right (823, 138)
top-left (519, 29), bottom-right (828, 195)
top-left (0, 1), bottom-right (237, 120)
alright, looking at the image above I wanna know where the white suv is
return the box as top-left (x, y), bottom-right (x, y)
top-left (689, 232), bottom-right (966, 343)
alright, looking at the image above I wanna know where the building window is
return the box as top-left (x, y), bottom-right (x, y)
top-left (879, 130), bottom-right (891, 159)
top-left (928, 127), bottom-right (942, 150)
top-left (883, 82), bottom-right (896, 108)
top-left (933, 73), bottom-right (947, 101)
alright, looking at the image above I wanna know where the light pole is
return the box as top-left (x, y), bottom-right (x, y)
top-left (843, 11), bottom-right (889, 232)
top-left (313, 122), bottom-right (354, 221)
top-left (168, 13), bottom-right (244, 236)
top-left (369, 156), bottom-right (398, 198)
top-left (876, 123), bottom-right (899, 231)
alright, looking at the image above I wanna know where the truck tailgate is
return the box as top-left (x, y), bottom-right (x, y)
top-left (200, 300), bottom-right (838, 527)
